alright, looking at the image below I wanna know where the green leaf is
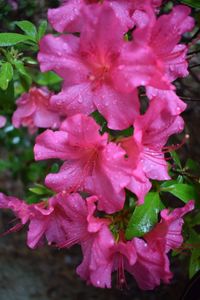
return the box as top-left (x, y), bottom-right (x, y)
top-left (0, 80), bottom-right (14, 111)
top-left (180, 0), bottom-right (200, 8)
top-left (187, 230), bottom-right (200, 278)
top-left (29, 184), bottom-right (54, 196)
top-left (14, 60), bottom-right (32, 87)
top-left (185, 159), bottom-right (200, 175)
top-left (35, 71), bottom-right (62, 86)
top-left (190, 249), bottom-right (200, 278)
top-left (171, 151), bottom-right (182, 168)
top-left (160, 180), bottom-right (199, 203)
top-left (0, 159), bottom-right (10, 171)
top-left (16, 20), bottom-right (37, 40)
top-left (125, 192), bottom-right (163, 239)
top-left (37, 20), bottom-right (48, 41)
top-left (0, 33), bottom-right (32, 47)
top-left (0, 62), bottom-right (13, 90)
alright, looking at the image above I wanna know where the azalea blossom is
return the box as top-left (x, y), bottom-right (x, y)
top-left (8, 0), bottom-right (18, 10)
top-left (144, 200), bottom-right (195, 253)
top-left (12, 87), bottom-right (62, 133)
top-left (135, 5), bottom-right (194, 81)
top-left (0, 115), bottom-right (6, 128)
top-left (115, 5), bottom-right (194, 96)
top-left (121, 96), bottom-right (184, 188)
top-left (146, 88), bottom-right (187, 116)
top-left (34, 114), bottom-right (136, 213)
top-left (47, 0), bottom-right (159, 34)
top-left (79, 230), bottom-right (171, 290)
top-left (0, 191), bottom-right (111, 249)
top-left (39, 5), bottom-right (170, 130)
top-left (0, 191), bottom-right (69, 248)
top-left (120, 139), bottom-right (152, 204)
top-left (79, 201), bottom-right (194, 290)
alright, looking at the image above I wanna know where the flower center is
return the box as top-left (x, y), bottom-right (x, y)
top-left (88, 64), bottom-right (110, 90)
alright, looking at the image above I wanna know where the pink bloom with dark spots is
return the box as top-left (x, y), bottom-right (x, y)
top-left (12, 87), bottom-right (62, 133)
top-left (34, 114), bottom-right (136, 213)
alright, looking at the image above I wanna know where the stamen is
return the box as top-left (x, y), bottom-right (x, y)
top-left (116, 254), bottom-right (128, 290)
top-left (0, 222), bottom-right (23, 237)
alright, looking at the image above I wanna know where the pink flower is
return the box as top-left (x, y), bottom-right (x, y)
top-left (115, 5), bottom-right (194, 95)
top-left (130, 238), bottom-right (172, 290)
top-left (78, 232), bottom-right (172, 290)
top-left (0, 192), bottom-right (70, 248)
top-left (123, 97), bottom-right (184, 183)
top-left (79, 233), bottom-right (137, 288)
top-left (146, 88), bottom-right (187, 115)
top-left (39, 5), bottom-right (169, 130)
top-left (0, 115), bottom-right (6, 128)
top-left (134, 5), bottom-right (194, 82)
top-left (0, 191), bottom-right (110, 249)
top-left (120, 138), bottom-right (152, 204)
top-left (131, 201), bottom-right (195, 289)
top-left (80, 202), bottom-right (194, 290)
top-left (144, 200), bottom-right (195, 253)
top-left (8, 0), bottom-right (18, 10)
top-left (12, 87), bottom-right (62, 133)
top-left (48, 0), bottom-right (134, 34)
top-left (0, 193), bottom-right (30, 226)
top-left (48, 0), bottom-right (164, 34)
top-left (34, 114), bottom-right (135, 213)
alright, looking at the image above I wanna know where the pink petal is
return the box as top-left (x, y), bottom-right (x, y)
top-left (145, 200), bottom-right (195, 252)
top-left (94, 85), bottom-right (140, 130)
top-left (34, 130), bottom-right (70, 161)
top-left (130, 238), bottom-right (172, 290)
top-left (146, 88), bottom-right (187, 115)
top-left (0, 116), bottom-right (6, 128)
top-left (45, 160), bottom-right (86, 193)
top-left (48, 0), bottom-right (82, 33)
top-left (50, 83), bottom-right (95, 116)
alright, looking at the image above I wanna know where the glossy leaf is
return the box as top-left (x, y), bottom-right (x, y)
top-left (187, 230), bottom-right (200, 278)
top-left (180, 0), bottom-right (200, 8)
top-left (125, 192), bottom-right (163, 239)
top-left (16, 20), bottom-right (37, 40)
top-left (35, 71), bottom-right (62, 86)
top-left (37, 20), bottom-right (48, 40)
top-left (29, 184), bottom-right (54, 196)
top-left (160, 180), bottom-right (199, 203)
top-left (0, 62), bottom-right (13, 90)
top-left (171, 151), bottom-right (182, 168)
top-left (0, 33), bottom-right (31, 46)
top-left (0, 81), bottom-right (14, 112)
top-left (14, 60), bottom-right (32, 87)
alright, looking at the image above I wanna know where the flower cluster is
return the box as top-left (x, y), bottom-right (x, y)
top-left (0, 0), bottom-right (196, 291)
